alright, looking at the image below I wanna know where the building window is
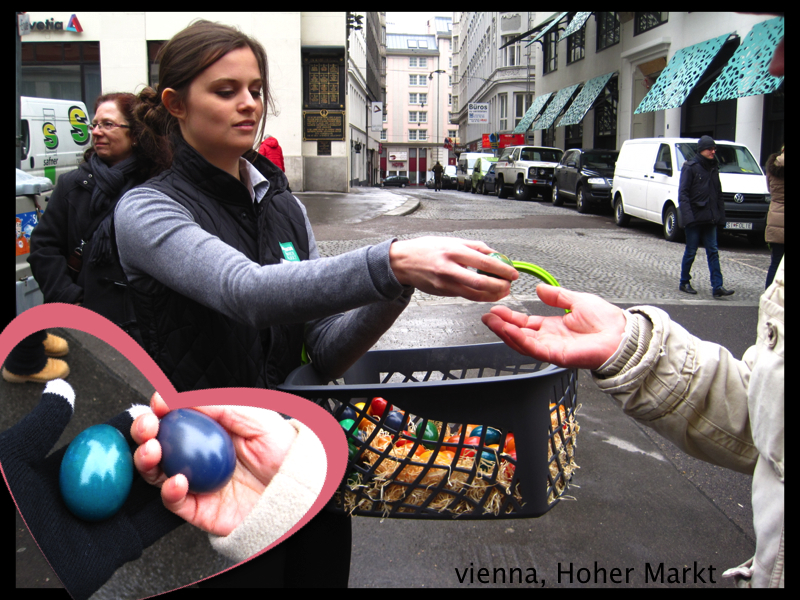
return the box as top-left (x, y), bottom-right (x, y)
top-left (20, 41), bottom-right (101, 108)
top-left (634, 12), bottom-right (668, 36)
top-left (448, 130), bottom-right (457, 138)
top-left (380, 129), bottom-right (387, 141)
top-left (499, 93), bottom-right (508, 131)
top-left (407, 40), bottom-right (418, 48)
top-left (514, 93), bottom-right (533, 129)
top-left (419, 93), bottom-right (428, 105)
top-left (409, 130), bottom-right (417, 140)
top-left (408, 111), bottom-right (427, 123)
top-left (501, 35), bottom-right (521, 67)
top-left (543, 28), bottom-right (558, 74)
top-left (409, 56), bottom-right (417, 68)
top-left (567, 27), bottom-right (585, 64)
top-left (409, 93), bottom-right (418, 104)
top-left (596, 12), bottom-right (620, 51)
top-left (418, 41), bottom-right (428, 49)
top-left (409, 111), bottom-right (417, 123)
top-left (418, 130), bottom-right (427, 141)
top-left (448, 93), bottom-right (452, 105)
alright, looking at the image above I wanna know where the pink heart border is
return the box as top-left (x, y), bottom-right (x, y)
top-left (2, 303), bottom-right (348, 592)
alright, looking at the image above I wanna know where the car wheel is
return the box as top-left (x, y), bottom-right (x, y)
top-left (576, 186), bottom-right (589, 214)
top-left (552, 181), bottom-right (564, 206)
top-left (400, 183), bottom-right (406, 188)
top-left (496, 176), bottom-right (508, 199)
top-left (614, 196), bottom-right (631, 227)
top-left (481, 182), bottom-right (488, 195)
top-left (514, 179), bottom-right (531, 201)
top-left (663, 204), bottom-right (683, 242)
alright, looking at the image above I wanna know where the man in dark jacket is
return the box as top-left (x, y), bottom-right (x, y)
top-left (432, 161), bottom-right (444, 192)
top-left (678, 135), bottom-right (734, 298)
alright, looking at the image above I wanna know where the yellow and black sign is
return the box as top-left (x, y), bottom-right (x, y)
top-left (303, 110), bottom-right (345, 141)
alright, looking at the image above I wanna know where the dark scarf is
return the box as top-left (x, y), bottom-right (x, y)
top-left (88, 153), bottom-right (139, 265)
top-left (697, 153), bottom-right (718, 171)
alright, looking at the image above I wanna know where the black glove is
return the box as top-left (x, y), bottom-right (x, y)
top-left (0, 380), bottom-right (185, 600)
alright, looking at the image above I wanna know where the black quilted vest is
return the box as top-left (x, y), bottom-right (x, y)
top-left (129, 138), bottom-right (309, 391)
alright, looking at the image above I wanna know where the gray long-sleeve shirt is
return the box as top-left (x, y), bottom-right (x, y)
top-left (114, 180), bottom-right (414, 379)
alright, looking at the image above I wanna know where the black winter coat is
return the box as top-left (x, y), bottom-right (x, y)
top-left (127, 138), bottom-right (310, 392)
top-left (28, 161), bottom-right (142, 344)
top-left (678, 155), bottom-right (725, 228)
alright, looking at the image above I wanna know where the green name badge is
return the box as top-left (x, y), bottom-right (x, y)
top-left (280, 242), bottom-right (300, 262)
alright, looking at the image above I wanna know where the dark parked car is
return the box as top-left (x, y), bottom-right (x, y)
top-left (441, 165), bottom-right (458, 189)
top-left (381, 175), bottom-right (410, 188)
top-left (553, 148), bottom-right (619, 213)
top-left (478, 163), bottom-right (498, 195)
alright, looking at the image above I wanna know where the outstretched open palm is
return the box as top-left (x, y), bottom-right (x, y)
top-left (131, 394), bottom-right (297, 537)
top-left (481, 284), bottom-right (627, 370)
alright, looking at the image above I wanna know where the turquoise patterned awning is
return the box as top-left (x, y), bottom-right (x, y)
top-left (533, 84), bottom-right (581, 130)
top-left (558, 12), bottom-right (592, 41)
top-left (525, 12), bottom-right (568, 47)
top-left (635, 32), bottom-right (732, 114)
top-left (702, 17), bottom-right (784, 103)
top-left (512, 93), bottom-right (552, 133)
top-left (557, 72), bottom-right (616, 127)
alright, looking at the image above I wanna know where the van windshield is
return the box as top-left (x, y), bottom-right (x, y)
top-left (675, 143), bottom-right (763, 175)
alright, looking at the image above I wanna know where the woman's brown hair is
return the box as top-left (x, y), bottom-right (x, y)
top-left (83, 92), bottom-right (169, 181)
top-left (134, 19), bottom-right (273, 166)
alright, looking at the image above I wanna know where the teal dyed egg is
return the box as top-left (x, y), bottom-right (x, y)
top-left (59, 424), bottom-right (134, 521)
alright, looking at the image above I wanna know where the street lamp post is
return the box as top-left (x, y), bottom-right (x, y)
top-left (429, 69), bottom-right (446, 165)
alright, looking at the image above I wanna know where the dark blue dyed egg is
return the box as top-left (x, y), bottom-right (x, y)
top-left (157, 409), bottom-right (236, 494)
top-left (59, 424), bottom-right (134, 521)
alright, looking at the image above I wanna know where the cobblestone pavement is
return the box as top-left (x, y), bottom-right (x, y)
top-left (317, 190), bottom-right (770, 307)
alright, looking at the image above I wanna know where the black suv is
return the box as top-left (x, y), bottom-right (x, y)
top-left (553, 149), bottom-right (619, 213)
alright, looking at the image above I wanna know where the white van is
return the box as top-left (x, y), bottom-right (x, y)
top-left (20, 96), bottom-right (91, 185)
top-left (456, 151), bottom-right (495, 192)
top-left (611, 138), bottom-right (770, 243)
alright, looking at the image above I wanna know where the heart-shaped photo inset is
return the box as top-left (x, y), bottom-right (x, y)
top-left (1, 304), bottom-right (348, 599)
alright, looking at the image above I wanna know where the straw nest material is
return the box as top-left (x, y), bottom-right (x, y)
top-left (335, 405), bottom-right (580, 517)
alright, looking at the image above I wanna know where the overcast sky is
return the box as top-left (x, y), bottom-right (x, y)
top-left (385, 12), bottom-right (453, 35)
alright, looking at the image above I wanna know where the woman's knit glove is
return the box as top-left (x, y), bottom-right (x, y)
top-left (0, 380), bottom-right (184, 600)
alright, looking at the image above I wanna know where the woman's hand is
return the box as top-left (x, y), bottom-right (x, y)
top-left (389, 236), bottom-right (518, 302)
top-left (131, 392), bottom-right (298, 537)
top-left (482, 284), bottom-right (627, 370)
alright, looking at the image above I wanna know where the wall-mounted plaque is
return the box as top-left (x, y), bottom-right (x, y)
top-left (317, 140), bottom-right (331, 155)
top-left (303, 110), bottom-right (345, 141)
top-left (303, 51), bottom-right (346, 110)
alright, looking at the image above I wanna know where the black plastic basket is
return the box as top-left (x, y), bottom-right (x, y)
top-left (279, 342), bottom-right (578, 519)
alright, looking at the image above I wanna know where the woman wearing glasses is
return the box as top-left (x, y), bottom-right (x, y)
top-left (29, 93), bottom-right (169, 346)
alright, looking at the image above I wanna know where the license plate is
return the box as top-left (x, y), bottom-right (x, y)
top-left (725, 222), bottom-right (753, 230)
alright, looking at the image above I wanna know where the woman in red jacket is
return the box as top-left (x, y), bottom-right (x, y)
top-left (258, 135), bottom-right (285, 171)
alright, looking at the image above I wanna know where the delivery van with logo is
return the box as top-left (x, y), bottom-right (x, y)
top-left (19, 96), bottom-right (91, 185)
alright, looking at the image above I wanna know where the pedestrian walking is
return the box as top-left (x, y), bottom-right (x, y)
top-left (678, 135), bottom-right (734, 298)
top-left (432, 161), bottom-right (444, 192)
top-left (258, 134), bottom-right (285, 172)
top-left (764, 145), bottom-right (784, 288)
